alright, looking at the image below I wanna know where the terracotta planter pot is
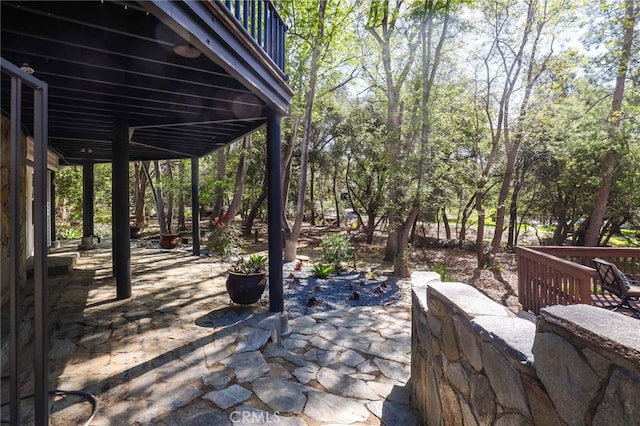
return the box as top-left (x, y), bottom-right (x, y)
top-left (130, 226), bottom-right (141, 239)
top-left (226, 270), bottom-right (267, 304)
top-left (160, 233), bottom-right (179, 249)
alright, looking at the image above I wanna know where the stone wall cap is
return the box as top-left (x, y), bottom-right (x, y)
top-left (411, 271), bottom-right (441, 287)
top-left (540, 305), bottom-right (640, 360)
top-left (472, 316), bottom-right (536, 364)
top-left (427, 281), bottom-right (511, 319)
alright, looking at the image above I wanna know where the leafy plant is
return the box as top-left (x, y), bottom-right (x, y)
top-left (207, 224), bottom-right (243, 260)
top-left (57, 227), bottom-right (82, 240)
top-left (428, 263), bottom-right (456, 282)
top-left (311, 263), bottom-right (335, 279)
top-left (93, 223), bottom-right (112, 239)
top-left (230, 254), bottom-right (267, 274)
top-left (320, 234), bottom-right (355, 270)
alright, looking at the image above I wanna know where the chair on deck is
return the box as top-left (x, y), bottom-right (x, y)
top-left (592, 258), bottom-right (640, 312)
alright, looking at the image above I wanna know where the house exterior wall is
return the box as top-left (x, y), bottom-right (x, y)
top-left (1, 114), bottom-right (27, 307)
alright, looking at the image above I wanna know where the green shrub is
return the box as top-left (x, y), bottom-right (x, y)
top-left (429, 262), bottom-right (456, 282)
top-left (207, 225), bottom-right (243, 260)
top-left (57, 227), bottom-right (82, 240)
top-left (320, 234), bottom-right (355, 269)
top-left (311, 263), bottom-right (335, 279)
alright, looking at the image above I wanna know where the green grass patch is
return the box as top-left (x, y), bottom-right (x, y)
top-left (608, 232), bottom-right (640, 248)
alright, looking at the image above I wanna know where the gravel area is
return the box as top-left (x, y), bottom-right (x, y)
top-left (270, 262), bottom-right (406, 319)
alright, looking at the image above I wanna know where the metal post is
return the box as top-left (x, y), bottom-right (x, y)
top-left (191, 156), bottom-right (200, 256)
top-left (266, 111), bottom-right (283, 312)
top-left (33, 83), bottom-right (49, 426)
top-left (50, 172), bottom-right (56, 243)
top-left (82, 160), bottom-right (94, 237)
top-left (112, 121), bottom-right (131, 299)
top-left (9, 75), bottom-right (22, 426)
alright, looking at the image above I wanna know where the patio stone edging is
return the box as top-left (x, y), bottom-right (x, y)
top-left (410, 272), bottom-right (640, 426)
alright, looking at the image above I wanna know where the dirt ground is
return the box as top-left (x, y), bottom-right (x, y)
top-left (141, 219), bottom-right (522, 310)
top-left (291, 222), bottom-right (521, 310)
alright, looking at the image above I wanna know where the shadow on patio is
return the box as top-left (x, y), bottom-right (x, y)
top-left (5, 240), bottom-right (416, 425)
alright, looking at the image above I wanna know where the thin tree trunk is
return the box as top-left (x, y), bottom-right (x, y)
top-left (164, 160), bottom-right (174, 233)
top-left (213, 147), bottom-right (228, 218)
top-left (332, 163), bottom-right (341, 229)
top-left (134, 160), bottom-right (149, 226)
top-left (459, 193), bottom-right (476, 240)
top-left (585, 0), bottom-right (636, 246)
top-left (281, 116), bottom-right (299, 227)
top-left (442, 207), bottom-right (451, 240)
top-left (244, 172), bottom-right (267, 235)
top-left (177, 160), bottom-right (186, 231)
top-left (283, 0), bottom-right (327, 261)
top-left (221, 135), bottom-right (252, 226)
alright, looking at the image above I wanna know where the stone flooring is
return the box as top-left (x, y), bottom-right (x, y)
top-left (3, 241), bottom-right (417, 425)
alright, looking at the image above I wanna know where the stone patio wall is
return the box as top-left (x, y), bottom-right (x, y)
top-left (1, 114), bottom-right (29, 375)
top-left (411, 272), bottom-right (640, 425)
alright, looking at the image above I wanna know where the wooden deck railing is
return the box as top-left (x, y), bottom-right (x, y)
top-left (515, 246), bottom-right (640, 314)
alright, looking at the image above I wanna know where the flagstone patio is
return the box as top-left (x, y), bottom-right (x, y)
top-left (3, 240), bottom-right (417, 425)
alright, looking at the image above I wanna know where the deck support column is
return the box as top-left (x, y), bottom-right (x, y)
top-left (191, 156), bottom-right (200, 256)
top-left (266, 111), bottom-right (283, 313)
top-left (78, 160), bottom-right (96, 250)
top-left (112, 121), bottom-right (131, 300)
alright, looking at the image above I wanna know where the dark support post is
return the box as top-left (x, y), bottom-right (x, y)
top-left (112, 122), bottom-right (131, 299)
top-left (266, 111), bottom-right (283, 312)
top-left (191, 156), bottom-right (200, 256)
top-left (82, 160), bottom-right (94, 237)
top-left (50, 172), bottom-right (56, 243)
top-left (33, 83), bottom-right (49, 426)
top-left (9, 75), bottom-right (22, 426)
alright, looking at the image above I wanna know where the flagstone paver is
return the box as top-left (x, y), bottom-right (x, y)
top-left (202, 384), bottom-right (252, 409)
top-left (252, 377), bottom-right (307, 414)
top-left (32, 243), bottom-right (418, 425)
top-left (304, 390), bottom-right (371, 424)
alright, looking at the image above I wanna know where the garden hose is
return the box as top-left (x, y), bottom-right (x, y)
top-left (0, 388), bottom-right (98, 426)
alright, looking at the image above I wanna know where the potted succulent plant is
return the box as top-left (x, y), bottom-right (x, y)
top-left (226, 254), bottom-right (268, 304)
top-left (206, 225), bottom-right (267, 304)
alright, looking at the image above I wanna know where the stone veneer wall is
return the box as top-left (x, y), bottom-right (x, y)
top-left (411, 272), bottom-right (640, 426)
top-left (1, 114), bottom-right (27, 306)
top-left (1, 114), bottom-right (30, 376)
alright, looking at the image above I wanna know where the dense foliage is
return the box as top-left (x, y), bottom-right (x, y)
top-left (54, 0), bottom-right (639, 270)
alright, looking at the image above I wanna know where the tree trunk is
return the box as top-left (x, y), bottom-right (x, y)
top-left (585, 0), bottom-right (635, 246)
top-left (213, 147), bottom-right (228, 218)
top-left (442, 207), bottom-right (451, 239)
top-left (177, 159), bottom-right (186, 231)
top-left (283, 0), bottom-right (327, 262)
top-left (332, 163), bottom-right (341, 229)
top-left (164, 160), bottom-right (174, 233)
top-left (244, 173), bottom-right (267, 236)
top-left (147, 160), bottom-right (167, 234)
top-left (281, 116), bottom-right (299, 225)
top-left (221, 135), bottom-right (251, 226)
top-left (475, 185), bottom-right (489, 267)
top-left (310, 163), bottom-right (316, 226)
top-left (133, 161), bottom-right (149, 226)
top-left (459, 193), bottom-right (475, 240)
top-left (507, 187), bottom-right (519, 248)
